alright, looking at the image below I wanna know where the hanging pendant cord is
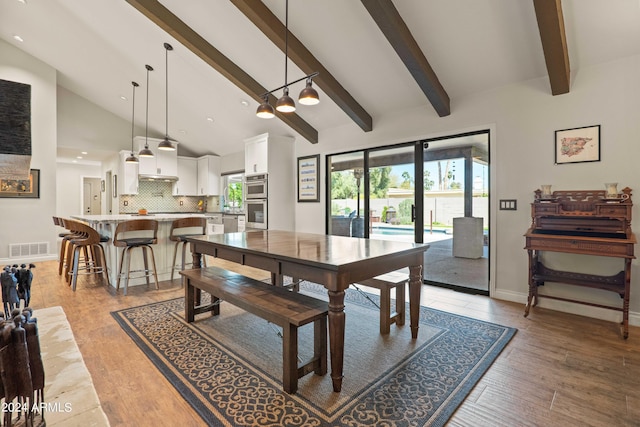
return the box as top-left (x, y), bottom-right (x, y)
top-left (131, 82), bottom-right (137, 153)
top-left (284, 0), bottom-right (289, 88)
top-left (165, 46), bottom-right (169, 137)
top-left (145, 65), bottom-right (151, 146)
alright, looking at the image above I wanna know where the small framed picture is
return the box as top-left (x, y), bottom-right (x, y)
top-left (555, 124), bottom-right (600, 164)
top-left (297, 154), bottom-right (320, 202)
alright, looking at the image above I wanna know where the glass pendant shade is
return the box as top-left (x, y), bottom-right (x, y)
top-left (298, 80), bottom-right (319, 105)
top-left (256, 98), bottom-right (275, 119)
top-left (276, 87), bottom-right (296, 113)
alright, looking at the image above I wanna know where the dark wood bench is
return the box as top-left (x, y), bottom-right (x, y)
top-left (180, 266), bottom-right (328, 394)
top-left (355, 271), bottom-right (407, 334)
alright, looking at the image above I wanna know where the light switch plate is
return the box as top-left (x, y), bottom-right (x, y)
top-left (499, 199), bottom-right (517, 210)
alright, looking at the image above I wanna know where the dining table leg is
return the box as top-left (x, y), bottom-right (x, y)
top-left (327, 289), bottom-right (346, 392)
top-left (409, 264), bottom-right (423, 339)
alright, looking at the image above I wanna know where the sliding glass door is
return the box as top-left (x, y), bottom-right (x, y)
top-left (326, 130), bottom-right (489, 295)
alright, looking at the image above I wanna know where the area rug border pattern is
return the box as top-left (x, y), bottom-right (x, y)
top-left (112, 284), bottom-right (516, 427)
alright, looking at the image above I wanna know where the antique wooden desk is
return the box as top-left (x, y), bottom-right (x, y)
top-left (186, 230), bottom-right (429, 392)
top-left (524, 188), bottom-right (636, 338)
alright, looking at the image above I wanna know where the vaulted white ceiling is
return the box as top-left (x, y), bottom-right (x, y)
top-left (1, 0), bottom-right (639, 163)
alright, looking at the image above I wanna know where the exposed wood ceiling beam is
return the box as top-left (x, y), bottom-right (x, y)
top-left (361, 0), bottom-right (450, 117)
top-left (126, 0), bottom-right (318, 144)
top-left (533, 0), bottom-right (571, 95)
top-left (230, 0), bottom-right (373, 132)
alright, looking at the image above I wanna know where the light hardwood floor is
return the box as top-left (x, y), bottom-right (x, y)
top-left (28, 259), bottom-right (640, 427)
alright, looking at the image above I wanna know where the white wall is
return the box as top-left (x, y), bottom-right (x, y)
top-left (0, 39), bottom-right (57, 262)
top-left (55, 161), bottom-right (101, 220)
top-left (295, 54), bottom-right (640, 325)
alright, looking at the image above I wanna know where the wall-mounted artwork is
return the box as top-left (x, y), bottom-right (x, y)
top-left (0, 169), bottom-right (39, 198)
top-left (297, 154), bottom-right (320, 202)
top-left (555, 125), bottom-right (600, 165)
top-left (0, 79), bottom-right (32, 179)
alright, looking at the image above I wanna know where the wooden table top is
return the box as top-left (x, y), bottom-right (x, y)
top-left (188, 230), bottom-right (429, 270)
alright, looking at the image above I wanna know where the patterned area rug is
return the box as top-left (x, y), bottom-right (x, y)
top-left (112, 283), bottom-right (516, 426)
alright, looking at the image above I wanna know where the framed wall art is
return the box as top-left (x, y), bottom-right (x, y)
top-left (555, 124), bottom-right (600, 164)
top-left (297, 154), bottom-right (320, 202)
top-left (0, 169), bottom-right (40, 198)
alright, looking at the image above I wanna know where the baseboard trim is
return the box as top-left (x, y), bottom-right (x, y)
top-left (492, 288), bottom-right (640, 327)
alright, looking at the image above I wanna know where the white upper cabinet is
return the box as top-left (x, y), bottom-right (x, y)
top-left (244, 135), bottom-right (268, 175)
top-left (197, 155), bottom-right (221, 196)
top-left (173, 156), bottom-right (198, 196)
top-left (118, 150), bottom-right (139, 195)
top-left (135, 136), bottom-right (178, 178)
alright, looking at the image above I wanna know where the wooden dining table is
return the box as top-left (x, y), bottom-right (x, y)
top-left (186, 230), bottom-right (429, 392)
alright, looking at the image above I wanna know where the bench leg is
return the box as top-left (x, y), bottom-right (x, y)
top-left (185, 278), bottom-right (195, 323)
top-left (379, 287), bottom-right (392, 334)
top-left (395, 283), bottom-right (406, 326)
top-left (314, 317), bottom-right (327, 376)
top-left (282, 323), bottom-right (298, 394)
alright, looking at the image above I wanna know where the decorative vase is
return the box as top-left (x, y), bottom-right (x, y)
top-left (605, 183), bottom-right (618, 198)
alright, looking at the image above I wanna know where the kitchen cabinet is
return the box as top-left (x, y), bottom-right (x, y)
top-left (197, 155), bottom-right (221, 196)
top-left (173, 156), bottom-right (198, 196)
top-left (118, 150), bottom-right (139, 195)
top-left (243, 133), bottom-right (295, 231)
top-left (135, 136), bottom-right (178, 178)
top-left (245, 135), bottom-right (268, 175)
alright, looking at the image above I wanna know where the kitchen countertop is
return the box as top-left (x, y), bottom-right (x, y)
top-left (71, 213), bottom-right (208, 223)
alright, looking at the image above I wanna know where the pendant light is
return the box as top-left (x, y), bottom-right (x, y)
top-left (125, 81), bottom-right (139, 163)
top-left (138, 64), bottom-right (154, 158)
top-left (298, 77), bottom-right (320, 105)
top-left (256, 0), bottom-right (319, 118)
top-left (158, 43), bottom-right (176, 151)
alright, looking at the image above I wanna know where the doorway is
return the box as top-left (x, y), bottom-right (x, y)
top-left (326, 130), bottom-right (490, 295)
top-left (82, 177), bottom-right (102, 215)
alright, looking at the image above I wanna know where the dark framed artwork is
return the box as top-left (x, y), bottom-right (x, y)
top-left (0, 169), bottom-right (39, 198)
top-left (297, 154), bottom-right (320, 202)
top-left (555, 124), bottom-right (600, 164)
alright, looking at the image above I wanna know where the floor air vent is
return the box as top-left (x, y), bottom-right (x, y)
top-left (9, 242), bottom-right (50, 259)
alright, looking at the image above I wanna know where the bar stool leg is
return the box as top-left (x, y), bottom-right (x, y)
top-left (124, 247), bottom-right (133, 296)
top-left (117, 247), bottom-right (127, 292)
top-left (142, 247), bottom-right (151, 287)
top-left (170, 241), bottom-right (180, 282)
top-left (147, 245), bottom-right (159, 290)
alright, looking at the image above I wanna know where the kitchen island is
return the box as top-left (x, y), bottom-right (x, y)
top-left (71, 213), bottom-right (209, 290)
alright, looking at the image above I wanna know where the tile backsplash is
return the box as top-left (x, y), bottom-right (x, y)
top-left (119, 181), bottom-right (219, 213)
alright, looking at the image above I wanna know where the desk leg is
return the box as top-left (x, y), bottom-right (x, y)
top-left (623, 258), bottom-right (631, 339)
top-left (524, 249), bottom-right (537, 317)
top-left (409, 264), bottom-right (422, 339)
top-left (328, 289), bottom-right (345, 392)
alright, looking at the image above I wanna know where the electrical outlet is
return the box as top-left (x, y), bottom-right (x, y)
top-left (123, 201), bottom-right (128, 206)
top-left (180, 201), bottom-right (183, 206)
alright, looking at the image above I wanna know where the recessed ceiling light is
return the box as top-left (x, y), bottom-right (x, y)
top-left (120, 96), bottom-right (127, 101)
top-left (81, 151), bottom-right (88, 155)
top-left (76, 156), bottom-right (83, 159)
top-left (16, 0), bottom-right (27, 4)
top-left (179, 129), bottom-right (187, 134)
top-left (206, 117), bottom-right (214, 122)
top-left (240, 100), bottom-right (249, 107)
top-left (13, 35), bottom-right (24, 43)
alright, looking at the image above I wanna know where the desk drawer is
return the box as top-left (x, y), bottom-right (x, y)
top-left (596, 205), bottom-right (629, 217)
top-left (526, 236), bottom-right (633, 257)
